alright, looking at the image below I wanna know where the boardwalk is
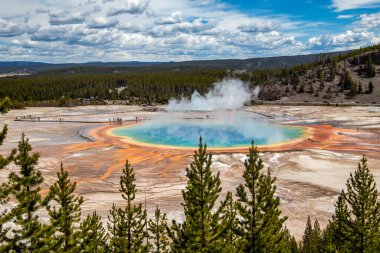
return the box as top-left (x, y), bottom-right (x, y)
top-left (15, 116), bottom-right (147, 124)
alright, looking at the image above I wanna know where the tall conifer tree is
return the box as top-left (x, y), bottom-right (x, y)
top-left (0, 124), bottom-right (16, 248)
top-left (328, 193), bottom-right (350, 252)
top-left (5, 133), bottom-right (49, 251)
top-left (80, 211), bottom-right (106, 253)
top-left (46, 163), bottom-right (83, 251)
top-left (148, 206), bottom-right (169, 253)
top-left (235, 143), bottom-right (287, 252)
top-left (107, 160), bottom-right (149, 253)
top-left (300, 217), bottom-right (321, 253)
top-left (343, 156), bottom-right (380, 252)
top-left (169, 137), bottom-right (234, 252)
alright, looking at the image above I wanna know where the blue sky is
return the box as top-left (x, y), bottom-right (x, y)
top-left (1, 0), bottom-right (380, 62)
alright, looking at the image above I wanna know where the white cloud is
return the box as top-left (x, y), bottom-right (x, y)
top-left (1, 0), bottom-right (379, 62)
top-left (88, 17), bottom-right (119, 29)
top-left (332, 0), bottom-right (380, 12)
top-left (238, 20), bottom-right (280, 33)
top-left (107, 0), bottom-right (150, 16)
top-left (354, 12), bottom-right (380, 30)
top-left (307, 30), bottom-right (378, 51)
top-left (49, 12), bottom-right (86, 25)
top-left (337, 15), bottom-right (354, 19)
top-left (155, 11), bottom-right (183, 25)
top-left (0, 18), bottom-right (27, 37)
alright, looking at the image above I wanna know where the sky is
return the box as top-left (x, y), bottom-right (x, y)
top-left (1, 0), bottom-right (380, 62)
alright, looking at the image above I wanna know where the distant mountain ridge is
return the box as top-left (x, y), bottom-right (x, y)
top-left (0, 51), bottom-right (348, 74)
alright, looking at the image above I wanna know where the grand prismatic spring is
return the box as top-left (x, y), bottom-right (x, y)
top-left (111, 114), bottom-right (305, 148)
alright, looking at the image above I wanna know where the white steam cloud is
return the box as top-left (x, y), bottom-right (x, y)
top-left (166, 78), bottom-right (260, 111)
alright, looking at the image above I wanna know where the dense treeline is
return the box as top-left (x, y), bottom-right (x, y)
top-left (0, 125), bottom-right (379, 252)
top-left (0, 69), bottom-right (226, 106)
top-left (1, 44), bottom-right (379, 106)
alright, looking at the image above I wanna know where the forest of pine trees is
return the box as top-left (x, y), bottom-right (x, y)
top-left (0, 44), bottom-right (379, 107)
top-left (0, 123), bottom-right (379, 252)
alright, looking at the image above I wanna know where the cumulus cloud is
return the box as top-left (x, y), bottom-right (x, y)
top-left (118, 22), bottom-right (142, 33)
top-left (155, 11), bottom-right (183, 25)
top-left (31, 25), bottom-right (91, 42)
top-left (0, 18), bottom-right (27, 37)
top-left (88, 17), bottom-right (119, 29)
top-left (307, 30), bottom-right (377, 50)
top-left (49, 12), bottom-right (86, 25)
top-left (238, 20), bottom-right (279, 33)
top-left (150, 18), bottom-right (216, 37)
top-left (332, 0), bottom-right (380, 12)
top-left (354, 12), bottom-right (380, 30)
top-left (2, 0), bottom-right (379, 62)
top-left (107, 0), bottom-right (150, 16)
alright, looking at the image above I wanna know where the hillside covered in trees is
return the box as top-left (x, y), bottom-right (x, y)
top-left (0, 45), bottom-right (379, 107)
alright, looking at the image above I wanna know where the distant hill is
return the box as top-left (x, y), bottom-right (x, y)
top-left (0, 51), bottom-right (347, 74)
top-left (257, 45), bottom-right (380, 104)
top-left (2, 45), bottom-right (379, 106)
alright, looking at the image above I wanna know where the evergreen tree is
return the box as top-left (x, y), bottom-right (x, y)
top-left (300, 217), bottom-right (321, 253)
top-left (0, 124), bottom-right (16, 247)
top-left (283, 228), bottom-right (299, 253)
top-left (300, 216), bottom-right (312, 253)
top-left (329, 193), bottom-right (350, 252)
top-left (343, 156), bottom-right (380, 252)
top-left (0, 97), bottom-right (11, 113)
top-left (80, 211), bottom-right (106, 253)
top-left (46, 163), bottom-right (83, 251)
top-left (235, 143), bottom-right (287, 253)
top-left (148, 206), bottom-right (169, 253)
top-left (368, 81), bottom-right (374, 94)
top-left (4, 133), bottom-right (49, 252)
top-left (107, 160), bottom-right (149, 253)
top-left (364, 57), bottom-right (376, 77)
top-left (320, 223), bottom-right (338, 253)
top-left (351, 81), bottom-right (357, 97)
top-left (106, 204), bottom-right (122, 252)
top-left (358, 82), bottom-right (363, 94)
top-left (169, 137), bottom-right (234, 252)
top-left (342, 71), bottom-right (354, 90)
top-left (216, 192), bottom-right (240, 253)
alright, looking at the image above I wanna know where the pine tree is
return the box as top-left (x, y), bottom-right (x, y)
top-left (4, 133), bottom-right (49, 252)
top-left (351, 81), bottom-right (357, 97)
top-left (235, 143), bottom-right (287, 253)
top-left (300, 216), bottom-right (312, 253)
top-left (368, 81), bottom-right (374, 94)
top-left (358, 82), bottom-right (363, 94)
top-left (46, 163), bottom-right (83, 251)
top-left (106, 204), bottom-right (122, 252)
top-left (107, 160), bottom-right (149, 253)
top-left (169, 137), bottom-right (234, 252)
top-left (300, 217), bottom-right (321, 253)
top-left (216, 192), bottom-right (240, 253)
top-left (320, 223), bottom-right (337, 253)
top-left (364, 57), bottom-right (376, 77)
top-left (343, 156), bottom-right (380, 252)
top-left (0, 124), bottom-right (16, 247)
top-left (0, 97), bottom-right (11, 114)
top-left (329, 193), bottom-right (350, 252)
top-left (80, 211), bottom-right (106, 253)
top-left (148, 206), bottom-right (169, 253)
top-left (283, 228), bottom-right (299, 253)
top-left (312, 219), bottom-right (322, 251)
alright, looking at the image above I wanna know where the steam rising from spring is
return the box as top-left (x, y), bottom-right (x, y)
top-left (166, 78), bottom-right (260, 111)
top-left (112, 79), bottom-right (304, 148)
